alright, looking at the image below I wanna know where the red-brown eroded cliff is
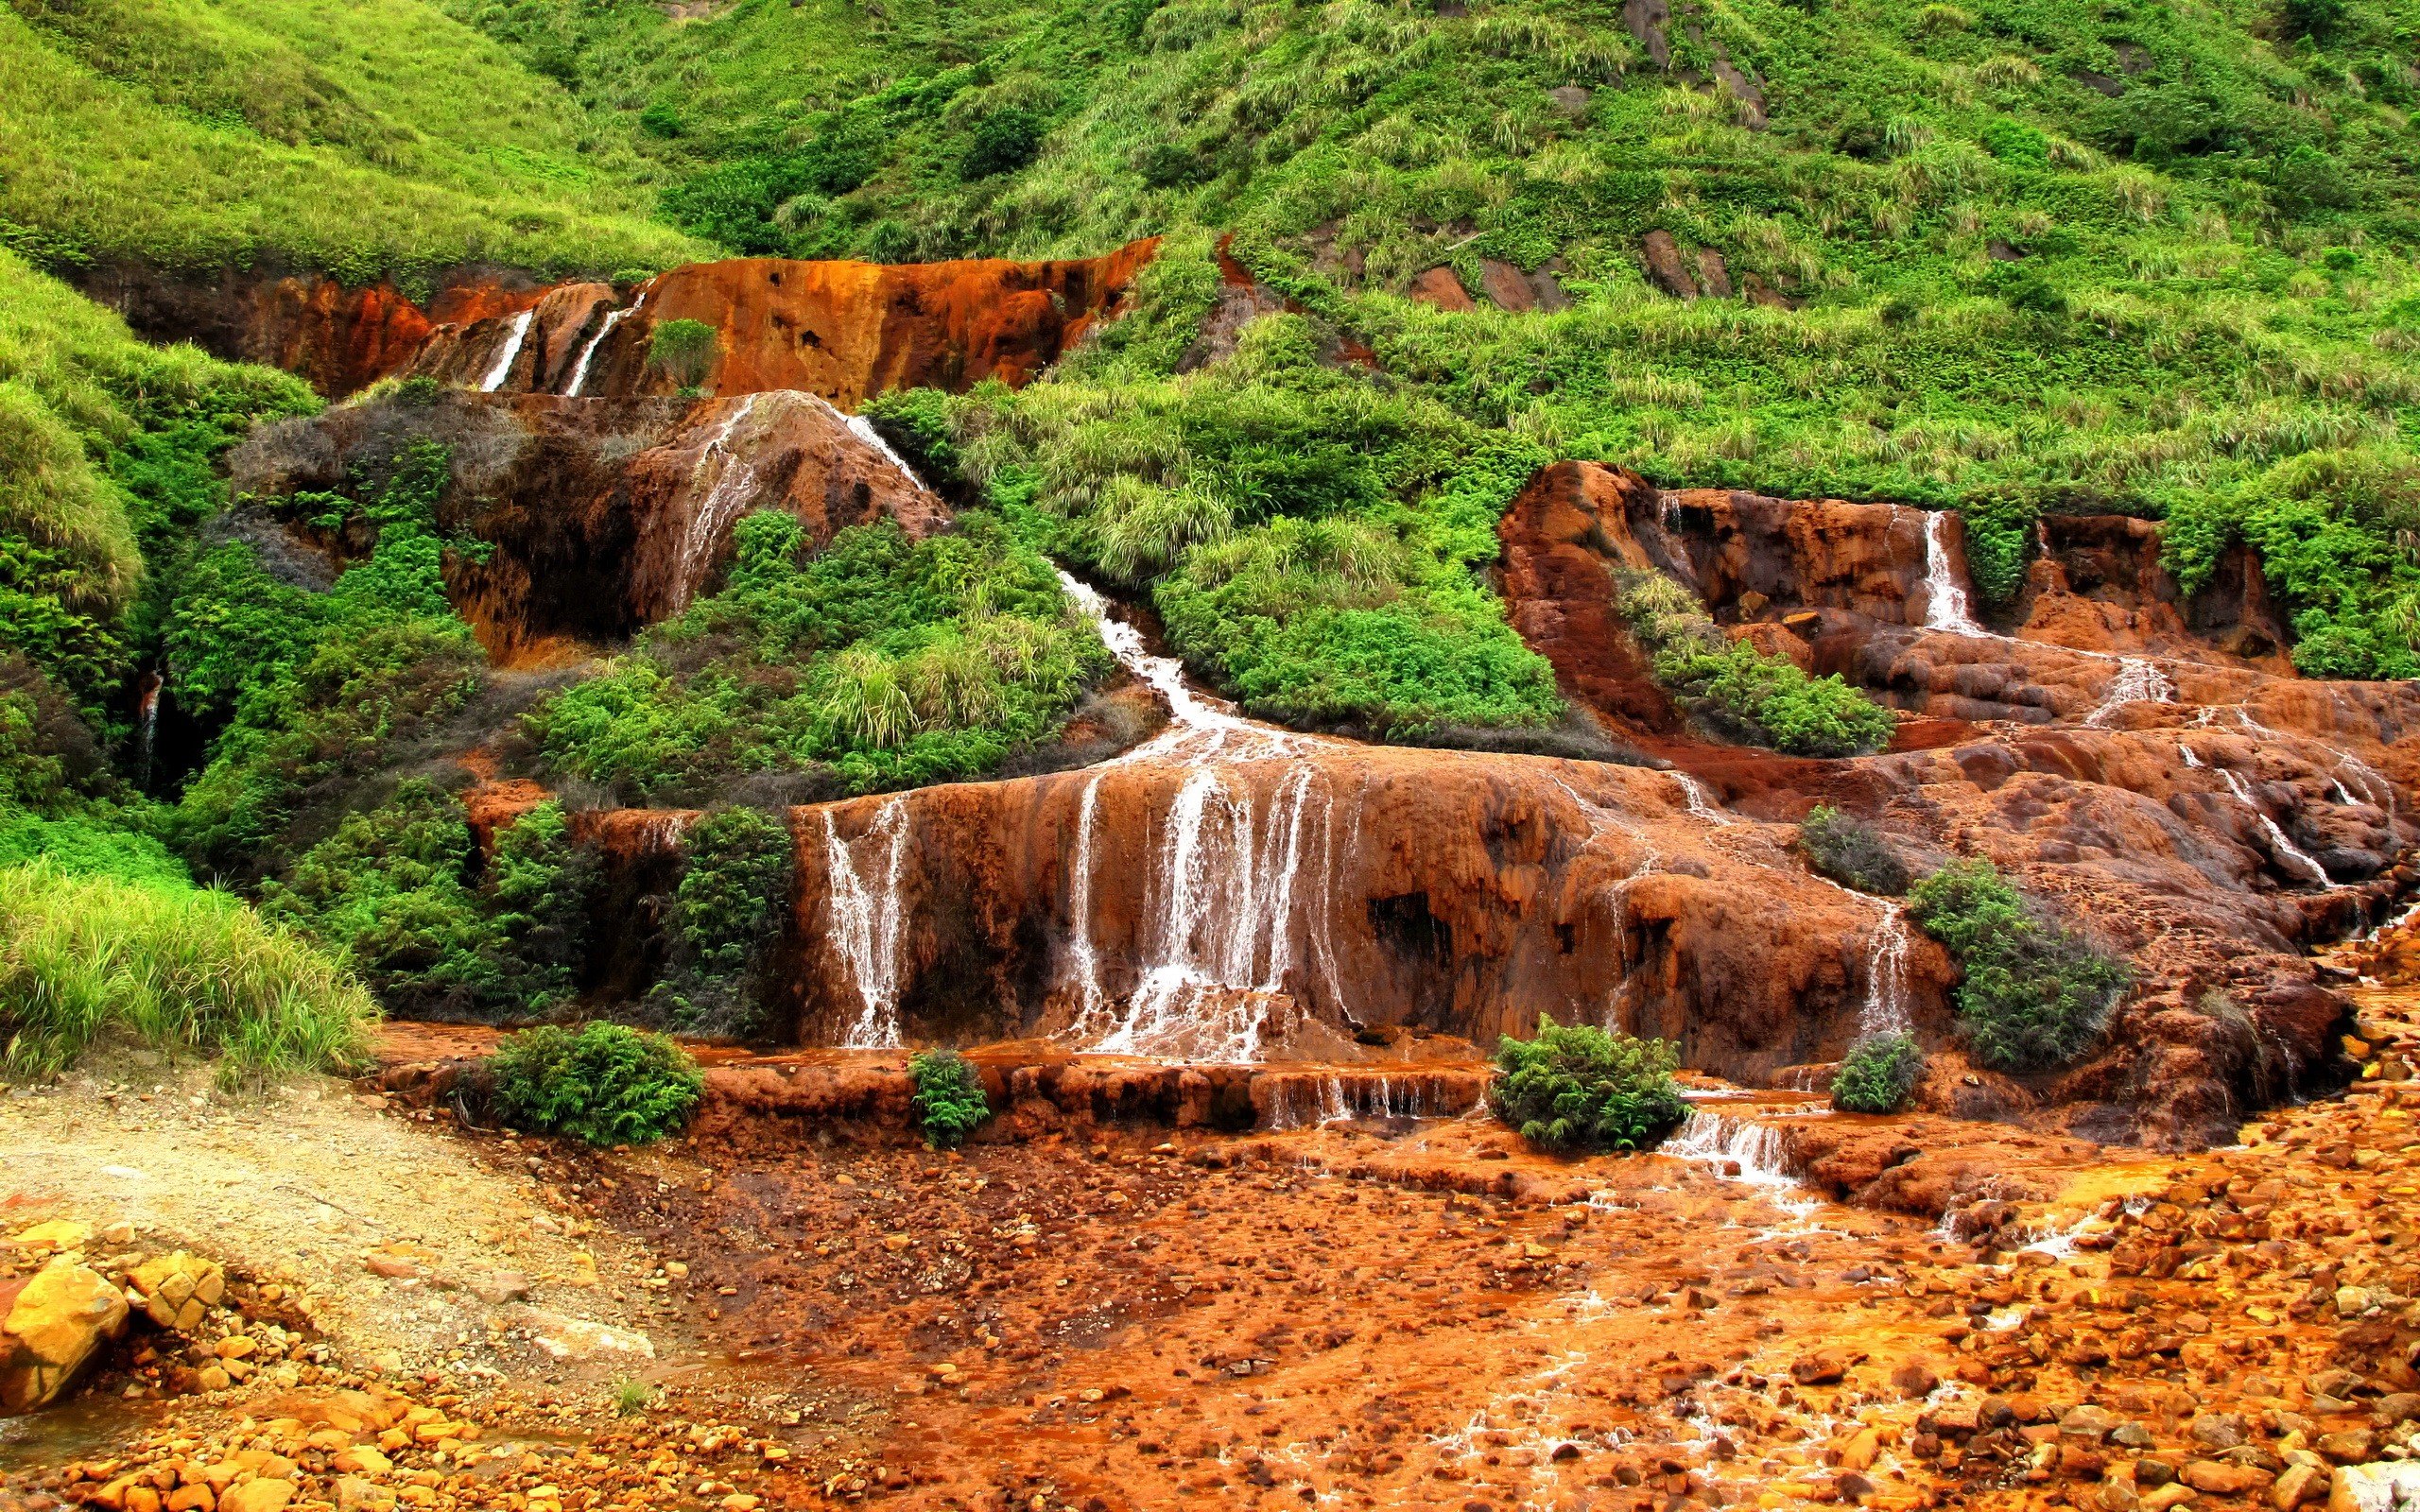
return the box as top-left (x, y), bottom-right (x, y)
top-left (229, 389), bottom-right (947, 663)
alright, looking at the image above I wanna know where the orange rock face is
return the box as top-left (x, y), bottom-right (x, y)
top-left (228, 389), bottom-right (947, 664)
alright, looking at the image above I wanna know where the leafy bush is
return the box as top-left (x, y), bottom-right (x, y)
top-left (908, 1048), bottom-right (990, 1148)
top-left (528, 511), bottom-right (1105, 800)
top-left (0, 859), bottom-right (376, 1083)
top-left (1616, 572), bottom-right (1896, 757)
top-left (487, 1022), bottom-right (703, 1146)
top-left (1798, 805), bottom-right (1910, 895)
top-left (961, 108), bottom-right (1044, 180)
top-left (1907, 861), bottom-right (2131, 1074)
top-left (648, 318), bottom-right (720, 392)
top-left (1831, 1033), bottom-right (1923, 1113)
top-left (1487, 1016), bottom-right (1686, 1155)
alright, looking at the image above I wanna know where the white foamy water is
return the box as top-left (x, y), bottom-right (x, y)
top-left (2083, 656), bottom-right (2177, 726)
top-left (479, 309), bottom-right (533, 393)
top-left (1919, 509), bottom-right (1987, 636)
top-left (1859, 903), bottom-right (1912, 1038)
top-left (2219, 768), bottom-right (2335, 888)
top-left (824, 796), bottom-right (913, 1049)
top-left (563, 297), bottom-right (641, 396)
top-left (670, 394), bottom-right (763, 611)
top-left (839, 409), bottom-right (929, 493)
top-left (1670, 771), bottom-right (1734, 826)
top-left (1053, 570), bottom-right (1345, 1058)
top-left (1262, 1074), bottom-right (1459, 1129)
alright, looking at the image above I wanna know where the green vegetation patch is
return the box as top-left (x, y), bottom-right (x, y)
top-left (1797, 804), bottom-right (1911, 895)
top-left (487, 1021), bottom-right (704, 1146)
top-left (1908, 859), bottom-right (2130, 1074)
top-left (527, 509), bottom-right (1107, 801)
top-left (1831, 1032), bottom-right (1923, 1113)
top-left (908, 1048), bottom-right (992, 1149)
top-left (0, 859), bottom-right (377, 1083)
top-left (1618, 572), bottom-right (1895, 757)
top-left (1488, 1015), bottom-right (1686, 1155)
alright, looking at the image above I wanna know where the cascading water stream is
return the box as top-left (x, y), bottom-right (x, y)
top-left (2218, 768), bottom-right (2335, 887)
top-left (670, 394), bottom-right (764, 611)
top-left (479, 309), bottom-right (533, 393)
top-left (1669, 771), bottom-right (1734, 826)
top-left (1052, 570), bottom-right (1342, 1058)
top-left (1858, 904), bottom-right (1912, 1038)
top-left (824, 796), bottom-right (913, 1049)
top-left (838, 407), bottom-right (929, 492)
top-left (1919, 510), bottom-right (1988, 637)
top-left (563, 297), bottom-right (642, 396)
top-left (2083, 657), bottom-right (2177, 726)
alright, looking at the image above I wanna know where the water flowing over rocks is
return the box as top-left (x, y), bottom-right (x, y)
top-left (228, 388), bottom-right (945, 665)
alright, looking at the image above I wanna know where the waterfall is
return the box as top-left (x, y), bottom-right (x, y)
top-left (671, 395), bottom-right (763, 612)
top-left (1858, 904), bottom-right (1911, 1038)
top-left (1064, 771), bottom-right (1109, 1032)
top-left (1047, 568), bottom-right (1346, 1058)
top-left (564, 297), bottom-right (642, 396)
top-left (824, 797), bottom-right (913, 1049)
top-left (2082, 657), bottom-right (2177, 727)
top-left (1919, 509), bottom-right (1987, 636)
top-left (839, 408), bottom-right (929, 492)
top-left (2218, 769), bottom-right (2334, 888)
top-left (2178, 744), bottom-right (2203, 768)
top-left (1263, 1074), bottom-right (1452, 1129)
top-left (2334, 778), bottom-right (2359, 805)
top-left (1666, 1110), bottom-right (1797, 1189)
top-left (1092, 762), bottom-right (1334, 1061)
top-left (1669, 771), bottom-right (1734, 827)
top-left (479, 309), bottom-right (534, 393)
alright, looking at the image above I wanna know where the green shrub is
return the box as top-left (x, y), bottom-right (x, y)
top-left (1486, 1016), bottom-right (1686, 1154)
top-left (961, 108), bottom-right (1045, 180)
top-left (908, 1048), bottom-right (991, 1148)
top-left (1831, 1032), bottom-right (1923, 1113)
top-left (487, 1022), bottom-right (703, 1146)
top-left (0, 859), bottom-right (376, 1083)
top-left (1617, 572), bottom-right (1896, 757)
top-left (1907, 861), bottom-right (2131, 1074)
top-left (1798, 805), bottom-right (1910, 895)
top-left (648, 318), bottom-right (720, 392)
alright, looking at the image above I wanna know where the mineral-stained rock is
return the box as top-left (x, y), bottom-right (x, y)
top-left (511, 1308), bottom-right (655, 1362)
top-left (128, 1251), bottom-right (225, 1333)
top-left (1, 1256), bottom-right (130, 1412)
top-left (1408, 267), bottom-right (1478, 312)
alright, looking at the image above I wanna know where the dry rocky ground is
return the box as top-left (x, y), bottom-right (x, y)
top-left (7, 915), bottom-right (2420, 1512)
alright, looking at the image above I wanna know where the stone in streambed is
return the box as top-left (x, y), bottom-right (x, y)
top-left (1, 1255), bottom-right (130, 1412)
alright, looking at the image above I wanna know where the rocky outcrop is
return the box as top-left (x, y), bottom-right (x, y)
top-left (83, 242), bottom-right (1156, 402)
top-left (418, 240), bottom-right (1161, 407)
top-left (2014, 512), bottom-right (2293, 670)
top-left (229, 388), bottom-right (947, 663)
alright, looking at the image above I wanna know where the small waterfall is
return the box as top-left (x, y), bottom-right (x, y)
top-left (1666, 1109), bottom-right (1797, 1188)
top-left (1858, 904), bottom-right (1912, 1037)
top-left (1063, 771), bottom-right (1109, 1031)
top-left (1669, 771), bottom-right (1734, 827)
top-left (1053, 569), bottom-right (1288, 759)
top-left (2334, 778), bottom-right (2359, 805)
top-left (2083, 657), bottom-right (2177, 727)
top-left (2178, 744), bottom-right (2203, 768)
top-left (838, 407), bottom-right (929, 492)
top-left (479, 309), bottom-right (534, 393)
top-left (824, 797), bottom-right (913, 1049)
top-left (1094, 761), bottom-right (1334, 1061)
top-left (563, 297), bottom-right (642, 396)
top-left (671, 395), bottom-right (763, 611)
top-left (1919, 510), bottom-right (1987, 637)
top-left (1264, 1074), bottom-right (1454, 1129)
top-left (2219, 769), bottom-right (2334, 888)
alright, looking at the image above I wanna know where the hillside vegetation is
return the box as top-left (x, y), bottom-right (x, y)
top-left (0, 0), bottom-right (2415, 1048)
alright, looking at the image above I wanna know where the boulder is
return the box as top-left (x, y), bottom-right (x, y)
top-left (129, 1252), bottom-right (226, 1333)
top-left (1, 1256), bottom-right (130, 1412)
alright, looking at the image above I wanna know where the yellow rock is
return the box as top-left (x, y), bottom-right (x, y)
top-left (1, 1256), bottom-right (130, 1411)
top-left (11, 1220), bottom-right (94, 1252)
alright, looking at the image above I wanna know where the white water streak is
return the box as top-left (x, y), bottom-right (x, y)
top-left (2219, 768), bottom-right (2335, 888)
top-left (563, 298), bottom-right (641, 396)
top-left (1670, 771), bottom-right (1734, 826)
top-left (479, 309), bottom-right (533, 392)
top-left (824, 797), bottom-right (913, 1049)
top-left (671, 394), bottom-right (763, 611)
top-left (1860, 904), bottom-right (1912, 1038)
top-left (1920, 510), bottom-right (1987, 636)
top-left (2083, 656), bottom-right (2177, 726)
